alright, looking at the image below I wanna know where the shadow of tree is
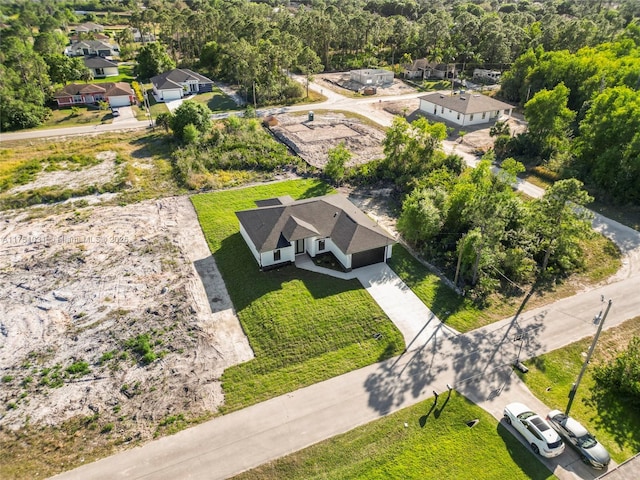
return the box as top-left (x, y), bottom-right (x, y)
top-left (496, 421), bottom-right (556, 480)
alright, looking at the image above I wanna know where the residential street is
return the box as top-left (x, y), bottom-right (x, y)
top-left (6, 80), bottom-right (638, 480)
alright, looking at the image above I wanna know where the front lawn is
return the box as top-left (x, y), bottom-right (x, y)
top-left (190, 87), bottom-right (242, 112)
top-left (232, 392), bottom-right (554, 480)
top-left (191, 179), bottom-right (406, 413)
top-left (519, 316), bottom-right (640, 464)
top-left (92, 63), bottom-right (136, 84)
top-left (40, 105), bottom-right (113, 129)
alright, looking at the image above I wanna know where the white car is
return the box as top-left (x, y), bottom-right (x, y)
top-left (503, 402), bottom-right (565, 458)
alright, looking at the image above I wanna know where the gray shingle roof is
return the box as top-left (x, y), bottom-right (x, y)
top-left (236, 194), bottom-right (395, 255)
top-left (54, 82), bottom-right (133, 98)
top-left (150, 68), bottom-right (213, 90)
top-left (83, 56), bottom-right (118, 68)
top-left (419, 92), bottom-right (513, 114)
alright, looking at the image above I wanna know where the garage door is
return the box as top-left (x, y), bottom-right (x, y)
top-left (108, 96), bottom-right (131, 107)
top-left (351, 247), bottom-right (386, 269)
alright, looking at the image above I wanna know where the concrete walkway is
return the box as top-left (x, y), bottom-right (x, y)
top-left (294, 256), bottom-right (459, 349)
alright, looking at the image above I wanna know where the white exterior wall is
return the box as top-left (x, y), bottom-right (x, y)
top-left (239, 223), bottom-right (261, 266)
top-left (260, 246), bottom-right (295, 268)
top-left (419, 99), bottom-right (511, 127)
top-left (322, 238), bottom-right (351, 270)
top-left (385, 244), bottom-right (393, 261)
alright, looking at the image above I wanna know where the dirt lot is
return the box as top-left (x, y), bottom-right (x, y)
top-left (0, 155), bottom-right (253, 438)
top-left (317, 72), bottom-right (418, 96)
top-left (268, 112), bottom-right (386, 169)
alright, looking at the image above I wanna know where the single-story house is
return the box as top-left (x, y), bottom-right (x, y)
top-left (53, 82), bottom-right (136, 108)
top-left (83, 56), bottom-right (119, 78)
top-left (418, 92), bottom-right (513, 126)
top-left (150, 68), bottom-right (214, 102)
top-left (65, 40), bottom-right (120, 58)
top-left (350, 69), bottom-right (394, 87)
top-left (236, 194), bottom-right (395, 271)
top-left (74, 22), bottom-right (104, 33)
top-left (473, 68), bottom-right (502, 83)
top-left (132, 28), bottom-right (156, 43)
top-left (400, 59), bottom-right (456, 80)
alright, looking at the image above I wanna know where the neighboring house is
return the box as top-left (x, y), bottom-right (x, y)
top-left (418, 92), bottom-right (513, 126)
top-left (83, 56), bottom-right (119, 78)
top-left (236, 194), bottom-right (395, 271)
top-left (150, 68), bottom-right (214, 102)
top-left (402, 58), bottom-right (432, 79)
top-left (473, 68), bottom-right (502, 84)
top-left (65, 40), bottom-right (120, 58)
top-left (350, 69), bottom-right (394, 87)
top-left (74, 22), bottom-right (104, 33)
top-left (53, 82), bottom-right (136, 108)
top-left (70, 33), bottom-right (110, 44)
top-left (132, 28), bottom-right (156, 43)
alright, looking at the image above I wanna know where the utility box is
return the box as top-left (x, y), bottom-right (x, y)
top-left (308, 111), bottom-right (314, 121)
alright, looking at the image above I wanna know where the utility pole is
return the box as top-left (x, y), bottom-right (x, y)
top-left (565, 298), bottom-right (613, 415)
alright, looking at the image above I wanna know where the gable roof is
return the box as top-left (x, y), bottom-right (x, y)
top-left (68, 40), bottom-right (118, 52)
top-left (419, 92), bottom-right (513, 114)
top-left (76, 22), bottom-right (104, 32)
top-left (150, 68), bottom-right (213, 91)
top-left (83, 56), bottom-right (118, 68)
top-left (54, 82), bottom-right (133, 98)
top-left (236, 194), bottom-right (395, 255)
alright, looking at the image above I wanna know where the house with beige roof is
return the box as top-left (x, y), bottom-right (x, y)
top-left (418, 92), bottom-right (513, 126)
top-left (53, 82), bottom-right (136, 108)
top-left (236, 194), bottom-right (395, 271)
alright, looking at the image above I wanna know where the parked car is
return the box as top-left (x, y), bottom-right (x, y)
top-left (503, 403), bottom-right (565, 458)
top-left (546, 410), bottom-right (611, 469)
top-left (111, 108), bottom-right (120, 117)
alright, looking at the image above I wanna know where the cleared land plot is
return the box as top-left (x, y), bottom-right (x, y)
top-left (268, 113), bottom-right (386, 169)
top-left (191, 179), bottom-right (406, 412)
top-left (232, 392), bottom-right (554, 480)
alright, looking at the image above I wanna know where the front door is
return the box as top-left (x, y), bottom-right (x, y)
top-left (295, 239), bottom-right (305, 255)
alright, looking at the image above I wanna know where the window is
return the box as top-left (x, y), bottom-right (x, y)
top-left (318, 239), bottom-right (325, 251)
top-left (433, 106), bottom-right (437, 114)
top-left (441, 106), bottom-right (444, 113)
top-left (482, 112), bottom-right (486, 119)
top-left (470, 114), bottom-right (474, 121)
top-left (457, 112), bottom-right (460, 120)
top-left (273, 250), bottom-right (281, 261)
top-left (504, 109), bottom-right (510, 114)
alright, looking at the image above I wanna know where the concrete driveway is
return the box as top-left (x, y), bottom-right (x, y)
top-left (111, 106), bottom-right (135, 123)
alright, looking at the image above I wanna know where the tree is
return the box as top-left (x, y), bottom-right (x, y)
top-left (530, 178), bottom-right (593, 276)
top-left (136, 42), bottom-right (176, 80)
top-left (45, 54), bottom-right (87, 85)
top-left (594, 336), bottom-right (640, 407)
top-left (325, 142), bottom-right (350, 186)
top-left (297, 46), bottom-right (323, 98)
top-left (155, 112), bottom-right (173, 133)
top-left (171, 101), bottom-right (212, 141)
top-left (524, 82), bottom-right (575, 158)
top-left (398, 187), bottom-right (448, 244)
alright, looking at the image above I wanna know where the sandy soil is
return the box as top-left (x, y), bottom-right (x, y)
top-left (0, 195), bottom-right (252, 434)
top-left (317, 72), bottom-right (417, 96)
top-left (268, 112), bottom-right (386, 169)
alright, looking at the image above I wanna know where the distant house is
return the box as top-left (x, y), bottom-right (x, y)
top-left (473, 68), bottom-right (502, 84)
top-left (400, 59), bottom-right (456, 80)
top-left (65, 40), bottom-right (120, 58)
top-left (74, 22), bottom-right (104, 33)
top-left (236, 194), bottom-right (395, 271)
top-left (83, 56), bottom-right (119, 78)
top-left (132, 28), bottom-right (156, 43)
top-left (53, 82), bottom-right (136, 108)
top-left (70, 33), bottom-right (110, 44)
top-left (150, 68), bottom-right (214, 102)
top-left (418, 92), bottom-right (513, 126)
top-left (350, 69), bottom-right (394, 87)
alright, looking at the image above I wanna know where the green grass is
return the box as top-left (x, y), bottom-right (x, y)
top-left (233, 392), bottom-right (554, 480)
top-left (41, 105), bottom-right (112, 129)
top-left (191, 179), bottom-right (406, 412)
top-left (190, 87), bottom-right (242, 112)
top-left (519, 316), bottom-right (640, 464)
top-left (91, 64), bottom-right (135, 84)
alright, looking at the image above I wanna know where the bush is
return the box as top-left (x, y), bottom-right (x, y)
top-left (66, 360), bottom-right (91, 376)
top-left (594, 336), bottom-right (640, 406)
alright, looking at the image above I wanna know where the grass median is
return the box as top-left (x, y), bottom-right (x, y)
top-left (191, 179), bottom-right (405, 412)
top-left (232, 391), bottom-right (554, 480)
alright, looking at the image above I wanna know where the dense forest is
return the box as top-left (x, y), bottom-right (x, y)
top-left (2, 0), bottom-right (639, 129)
